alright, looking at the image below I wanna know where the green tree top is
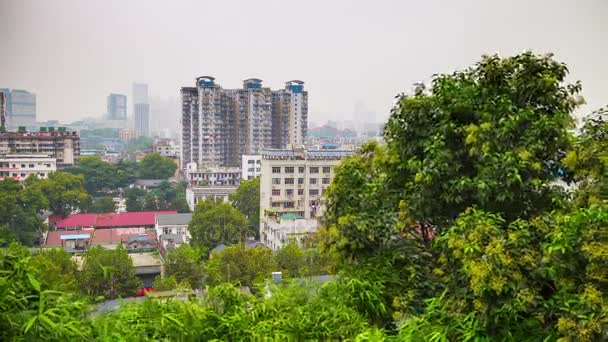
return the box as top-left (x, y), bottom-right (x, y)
top-left (229, 177), bottom-right (260, 239)
top-left (138, 153), bottom-right (177, 179)
top-left (189, 199), bottom-right (247, 250)
top-left (206, 244), bottom-right (276, 287)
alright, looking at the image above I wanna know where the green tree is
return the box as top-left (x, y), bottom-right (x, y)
top-left (274, 242), bottom-right (305, 278)
top-left (88, 197), bottom-right (116, 214)
top-left (31, 248), bottom-right (79, 293)
top-left (0, 178), bottom-right (48, 246)
top-left (229, 177), bottom-right (260, 239)
top-left (79, 245), bottom-right (142, 300)
top-left (127, 136), bottom-right (154, 153)
top-left (124, 187), bottom-right (145, 212)
top-left (38, 172), bottom-right (90, 218)
top-left (206, 244), bottom-right (276, 287)
top-left (114, 159), bottom-right (138, 187)
top-left (319, 52), bottom-right (606, 338)
top-left (65, 156), bottom-right (118, 194)
top-left (189, 199), bottom-right (247, 250)
top-left (138, 153), bottom-right (177, 179)
top-left (0, 243), bottom-right (90, 340)
top-left (162, 245), bottom-right (205, 288)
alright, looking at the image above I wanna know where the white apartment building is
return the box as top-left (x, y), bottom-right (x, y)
top-left (259, 148), bottom-right (353, 249)
top-left (241, 154), bottom-right (261, 180)
top-left (185, 162), bottom-right (241, 186)
top-left (0, 154), bottom-right (56, 181)
top-left (186, 185), bottom-right (237, 211)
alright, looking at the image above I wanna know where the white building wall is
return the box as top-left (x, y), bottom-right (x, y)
top-left (259, 149), bottom-right (352, 249)
top-left (241, 155), bottom-right (261, 180)
top-left (0, 155), bottom-right (56, 181)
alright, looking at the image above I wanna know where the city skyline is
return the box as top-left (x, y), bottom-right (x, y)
top-left (1, 0), bottom-right (607, 125)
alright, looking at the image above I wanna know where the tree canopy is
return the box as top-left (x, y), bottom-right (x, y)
top-left (162, 245), bottom-right (205, 288)
top-left (79, 245), bottom-right (142, 300)
top-left (230, 177), bottom-right (260, 239)
top-left (66, 156), bottom-right (136, 193)
top-left (138, 153), bottom-right (177, 179)
top-left (206, 244), bottom-right (276, 287)
top-left (189, 199), bottom-right (248, 250)
top-left (319, 52), bottom-right (606, 339)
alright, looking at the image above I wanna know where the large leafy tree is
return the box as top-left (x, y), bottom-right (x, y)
top-left (0, 244), bottom-right (90, 340)
top-left (320, 52), bottom-right (607, 338)
top-left (88, 197), bottom-right (116, 214)
top-left (162, 245), bottom-right (205, 288)
top-left (79, 245), bottom-right (142, 300)
top-left (38, 172), bottom-right (90, 218)
top-left (274, 242), bottom-right (305, 278)
top-left (65, 156), bottom-right (119, 194)
top-left (0, 178), bottom-right (47, 246)
top-left (138, 153), bottom-right (177, 179)
top-left (229, 177), bottom-right (260, 239)
top-left (31, 247), bottom-right (79, 293)
top-left (206, 244), bottom-right (276, 287)
top-left (189, 199), bottom-right (248, 250)
top-left (124, 187), bottom-right (146, 212)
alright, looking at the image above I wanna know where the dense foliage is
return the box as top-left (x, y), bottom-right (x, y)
top-left (138, 152), bottom-right (177, 179)
top-left (79, 245), bottom-right (142, 300)
top-left (320, 52), bottom-right (607, 339)
top-left (0, 52), bottom-right (605, 340)
top-left (66, 156), bottom-right (136, 194)
top-left (0, 172), bottom-right (90, 246)
top-left (189, 199), bottom-right (248, 249)
top-left (230, 177), bottom-right (260, 239)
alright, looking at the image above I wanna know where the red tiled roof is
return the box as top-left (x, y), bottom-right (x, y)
top-left (92, 228), bottom-right (147, 244)
top-left (56, 211), bottom-right (176, 229)
top-left (46, 229), bottom-right (93, 246)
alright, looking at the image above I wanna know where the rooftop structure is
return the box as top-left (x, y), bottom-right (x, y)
top-left (55, 211), bottom-right (177, 230)
top-left (0, 154), bottom-right (56, 181)
top-left (0, 128), bottom-right (80, 168)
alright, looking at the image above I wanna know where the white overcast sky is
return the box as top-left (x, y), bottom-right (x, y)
top-left (1, 0), bottom-right (606, 124)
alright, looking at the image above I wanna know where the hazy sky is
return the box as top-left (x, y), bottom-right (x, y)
top-left (1, 0), bottom-right (607, 125)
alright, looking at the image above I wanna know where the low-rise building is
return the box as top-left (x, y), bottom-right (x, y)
top-left (154, 139), bottom-right (180, 158)
top-left (0, 154), bottom-right (56, 181)
top-left (186, 185), bottom-right (237, 211)
top-left (0, 127), bottom-right (80, 168)
top-left (155, 213), bottom-right (192, 254)
top-left (185, 163), bottom-right (241, 186)
top-left (54, 211), bottom-right (177, 230)
top-left (263, 216), bottom-right (317, 250)
top-left (241, 155), bottom-right (262, 180)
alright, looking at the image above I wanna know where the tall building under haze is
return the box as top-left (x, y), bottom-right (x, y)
top-left (133, 83), bottom-right (150, 136)
top-left (107, 93), bottom-right (127, 120)
top-left (180, 77), bottom-right (308, 169)
top-left (0, 89), bottom-right (37, 130)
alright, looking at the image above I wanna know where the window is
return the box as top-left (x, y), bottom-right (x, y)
top-left (28, 164), bottom-right (34, 168)
top-left (272, 167), bottom-right (281, 174)
top-left (286, 189), bottom-right (294, 196)
top-left (284, 178), bottom-right (294, 184)
top-left (322, 166), bottom-right (331, 173)
top-left (309, 189), bottom-right (319, 196)
top-left (248, 168), bottom-right (254, 172)
top-left (284, 202), bottom-right (294, 208)
top-left (256, 160), bottom-right (261, 164)
top-left (309, 178), bottom-right (317, 185)
top-left (284, 167), bottom-right (294, 173)
top-left (248, 160), bottom-right (255, 164)
top-left (309, 167), bottom-right (319, 173)
top-left (272, 189), bottom-right (281, 196)
top-left (272, 178), bottom-right (281, 185)
top-left (21, 164), bottom-right (25, 168)
top-left (298, 189), bottom-right (304, 195)
top-left (322, 178), bottom-right (330, 185)
top-left (298, 178), bottom-right (304, 185)
top-left (298, 166), bottom-right (305, 173)
top-left (272, 202), bottom-right (280, 208)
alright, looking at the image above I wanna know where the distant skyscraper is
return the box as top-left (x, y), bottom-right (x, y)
top-left (180, 76), bottom-right (307, 170)
top-left (0, 89), bottom-right (37, 130)
top-left (132, 83), bottom-right (149, 105)
top-left (134, 103), bottom-right (150, 137)
top-left (107, 94), bottom-right (127, 120)
top-left (133, 83), bottom-right (150, 137)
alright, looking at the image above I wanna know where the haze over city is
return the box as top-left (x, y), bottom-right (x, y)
top-left (1, 0), bottom-right (607, 126)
